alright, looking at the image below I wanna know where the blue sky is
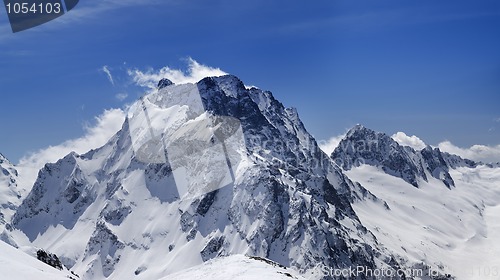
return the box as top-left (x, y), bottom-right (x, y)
top-left (0, 0), bottom-right (499, 162)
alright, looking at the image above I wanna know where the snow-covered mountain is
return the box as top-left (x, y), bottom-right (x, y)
top-left (1, 155), bottom-right (75, 279)
top-left (0, 153), bottom-right (25, 246)
top-left (332, 125), bottom-right (500, 280)
top-left (331, 125), bottom-right (463, 188)
top-left (10, 75), bottom-right (405, 280)
top-left (2, 75), bottom-right (499, 280)
top-left (0, 153), bottom-right (21, 222)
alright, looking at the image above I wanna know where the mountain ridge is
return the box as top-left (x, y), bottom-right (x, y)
top-left (10, 75), bottom-right (404, 279)
top-left (1, 75), bottom-right (498, 279)
top-left (330, 124), bottom-right (475, 188)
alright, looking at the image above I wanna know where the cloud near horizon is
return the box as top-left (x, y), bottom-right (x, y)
top-left (437, 141), bottom-right (500, 164)
top-left (391, 132), bottom-right (427, 150)
top-left (318, 134), bottom-right (345, 155)
top-left (321, 130), bottom-right (500, 164)
top-left (391, 131), bottom-right (500, 163)
top-left (19, 109), bottom-right (125, 170)
top-left (128, 58), bottom-right (227, 89)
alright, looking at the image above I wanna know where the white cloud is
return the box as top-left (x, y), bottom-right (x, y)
top-left (19, 108), bottom-right (125, 171)
top-left (437, 141), bottom-right (500, 164)
top-left (391, 132), bottom-right (427, 150)
top-left (101, 65), bottom-right (114, 85)
top-left (318, 134), bottom-right (345, 155)
top-left (115, 93), bottom-right (128, 101)
top-left (128, 57), bottom-right (227, 89)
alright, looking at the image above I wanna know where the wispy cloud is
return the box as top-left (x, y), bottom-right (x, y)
top-left (275, 8), bottom-right (500, 35)
top-left (0, 0), bottom-right (164, 43)
top-left (438, 141), bottom-right (500, 164)
top-left (101, 65), bottom-right (114, 85)
top-left (488, 117), bottom-right (500, 132)
top-left (115, 92), bottom-right (128, 101)
top-left (53, 0), bottom-right (163, 25)
top-left (19, 108), bottom-right (125, 169)
top-left (392, 132), bottom-right (427, 150)
top-left (16, 108), bottom-right (125, 189)
top-left (128, 57), bottom-right (227, 89)
top-left (2, 50), bottom-right (34, 57)
top-left (318, 134), bottom-right (346, 155)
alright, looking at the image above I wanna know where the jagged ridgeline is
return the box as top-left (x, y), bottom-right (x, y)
top-left (9, 75), bottom-right (395, 279)
top-left (8, 75), bottom-right (490, 279)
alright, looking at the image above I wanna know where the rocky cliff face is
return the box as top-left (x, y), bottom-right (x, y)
top-left (331, 125), bottom-right (460, 188)
top-left (0, 154), bottom-right (23, 247)
top-left (0, 154), bottom-right (20, 204)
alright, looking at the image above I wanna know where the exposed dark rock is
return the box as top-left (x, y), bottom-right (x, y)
top-left (37, 249), bottom-right (63, 270)
top-left (157, 78), bottom-right (174, 89)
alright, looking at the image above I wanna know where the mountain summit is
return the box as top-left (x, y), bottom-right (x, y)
top-left (331, 125), bottom-right (457, 188)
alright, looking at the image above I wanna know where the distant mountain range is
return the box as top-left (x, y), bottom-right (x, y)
top-left (1, 75), bottom-right (499, 279)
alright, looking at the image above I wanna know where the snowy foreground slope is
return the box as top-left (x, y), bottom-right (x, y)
top-left (165, 255), bottom-right (306, 280)
top-left (348, 164), bottom-right (500, 280)
top-left (1, 75), bottom-right (499, 279)
top-left (0, 241), bottom-right (72, 280)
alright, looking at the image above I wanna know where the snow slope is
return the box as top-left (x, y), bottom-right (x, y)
top-left (347, 152), bottom-right (500, 279)
top-left (0, 241), bottom-right (73, 280)
top-left (165, 255), bottom-right (306, 280)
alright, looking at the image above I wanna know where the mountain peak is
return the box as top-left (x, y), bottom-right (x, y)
top-left (332, 125), bottom-right (457, 188)
top-left (197, 74), bottom-right (246, 99)
top-left (344, 124), bottom-right (381, 140)
top-left (0, 153), bottom-right (16, 177)
top-left (157, 78), bottom-right (174, 89)
top-left (349, 123), bottom-right (366, 132)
